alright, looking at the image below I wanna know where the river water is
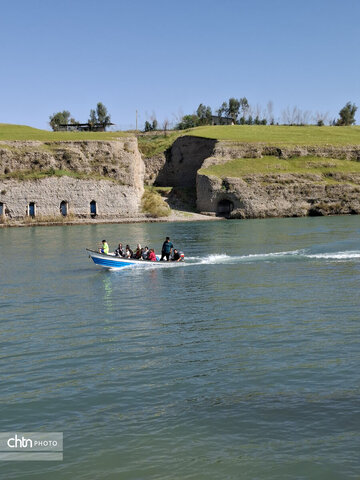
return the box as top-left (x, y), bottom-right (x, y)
top-left (1, 216), bottom-right (360, 479)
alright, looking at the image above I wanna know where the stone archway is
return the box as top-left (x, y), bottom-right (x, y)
top-left (90, 200), bottom-right (97, 217)
top-left (217, 199), bottom-right (234, 217)
top-left (60, 201), bottom-right (68, 216)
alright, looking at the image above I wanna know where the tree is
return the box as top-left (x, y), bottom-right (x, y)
top-left (88, 102), bottom-right (111, 129)
top-left (96, 102), bottom-right (111, 124)
top-left (336, 102), bottom-right (357, 126)
top-left (144, 121), bottom-right (152, 132)
top-left (196, 103), bottom-right (212, 125)
top-left (266, 100), bottom-right (274, 125)
top-left (162, 118), bottom-right (170, 136)
top-left (88, 109), bottom-right (97, 126)
top-left (49, 110), bottom-right (71, 131)
top-left (216, 102), bottom-right (228, 124)
top-left (239, 97), bottom-right (249, 118)
top-left (227, 98), bottom-right (240, 122)
top-left (143, 118), bottom-right (158, 132)
top-left (176, 114), bottom-right (199, 130)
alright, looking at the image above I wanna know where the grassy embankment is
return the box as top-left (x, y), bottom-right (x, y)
top-left (0, 123), bottom-right (133, 183)
top-left (199, 156), bottom-right (360, 184)
top-left (0, 123), bottom-right (130, 141)
top-left (188, 125), bottom-right (360, 182)
top-left (188, 125), bottom-right (360, 146)
top-left (3, 123), bottom-right (360, 197)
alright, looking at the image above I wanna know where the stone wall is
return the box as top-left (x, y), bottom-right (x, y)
top-left (0, 176), bottom-right (141, 219)
top-left (197, 172), bottom-right (360, 218)
top-left (196, 141), bottom-right (360, 218)
top-left (0, 138), bottom-right (144, 220)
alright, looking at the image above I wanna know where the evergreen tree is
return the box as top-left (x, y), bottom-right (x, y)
top-left (88, 102), bottom-right (111, 129)
top-left (227, 98), bottom-right (240, 122)
top-left (336, 102), bottom-right (357, 126)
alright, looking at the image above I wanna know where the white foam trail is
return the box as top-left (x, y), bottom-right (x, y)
top-left (108, 249), bottom-right (360, 271)
top-left (186, 250), bottom-right (302, 265)
top-left (306, 251), bottom-right (360, 260)
top-left (186, 249), bottom-right (360, 265)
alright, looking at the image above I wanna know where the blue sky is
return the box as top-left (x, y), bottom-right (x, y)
top-left (1, 0), bottom-right (359, 130)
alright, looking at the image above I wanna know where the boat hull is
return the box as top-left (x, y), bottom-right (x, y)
top-left (86, 249), bottom-right (159, 269)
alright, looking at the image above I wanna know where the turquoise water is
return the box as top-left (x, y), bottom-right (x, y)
top-left (1, 217), bottom-right (360, 479)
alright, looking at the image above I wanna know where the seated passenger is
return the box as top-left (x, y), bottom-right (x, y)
top-left (134, 244), bottom-right (142, 259)
top-left (148, 249), bottom-right (157, 262)
top-left (125, 245), bottom-right (133, 258)
top-left (142, 246), bottom-right (150, 260)
top-left (171, 248), bottom-right (185, 262)
top-left (115, 243), bottom-right (125, 257)
top-left (99, 240), bottom-right (109, 255)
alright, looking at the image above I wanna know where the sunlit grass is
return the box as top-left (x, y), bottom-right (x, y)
top-left (0, 123), bottom-right (130, 141)
top-left (200, 155), bottom-right (360, 180)
top-left (188, 125), bottom-right (360, 145)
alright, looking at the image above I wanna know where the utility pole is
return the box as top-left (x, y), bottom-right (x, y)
top-left (136, 110), bottom-right (138, 131)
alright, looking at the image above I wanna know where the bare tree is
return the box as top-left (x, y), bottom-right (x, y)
top-left (281, 105), bottom-right (312, 125)
top-left (314, 111), bottom-right (329, 126)
top-left (162, 118), bottom-right (170, 136)
top-left (172, 108), bottom-right (184, 126)
top-left (266, 101), bottom-right (275, 124)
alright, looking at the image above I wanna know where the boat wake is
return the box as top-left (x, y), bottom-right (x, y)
top-left (185, 249), bottom-right (360, 266)
top-left (106, 249), bottom-right (360, 272)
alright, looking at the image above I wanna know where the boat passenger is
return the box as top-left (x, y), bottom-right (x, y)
top-left (125, 245), bottom-right (133, 258)
top-left (134, 244), bottom-right (142, 259)
top-left (142, 246), bottom-right (149, 260)
top-left (99, 240), bottom-right (109, 255)
top-left (171, 248), bottom-right (185, 262)
top-left (115, 243), bottom-right (125, 257)
top-left (148, 249), bottom-right (157, 262)
top-left (160, 236), bottom-right (173, 261)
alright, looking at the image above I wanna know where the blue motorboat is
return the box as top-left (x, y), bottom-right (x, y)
top-left (86, 249), bottom-right (160, 269)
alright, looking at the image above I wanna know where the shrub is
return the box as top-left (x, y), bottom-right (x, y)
top-left (141, 189), bottom-right (171, 217)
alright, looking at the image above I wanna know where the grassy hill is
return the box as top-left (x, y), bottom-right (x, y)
top-left (199, 156), bottom-right (360, 182)
top-left (2, 123), bottom-right (360, 151)
top-left (188, 125), bottom-right (360, 146)
top-left (0, 124), bottom-right (130, 141)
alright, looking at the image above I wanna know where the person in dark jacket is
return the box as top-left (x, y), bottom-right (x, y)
top-left (171, 248), bottom-right (185, 262)
top-left (115, 243), bottom-right (125, 257)
top-left (160, 236), bottom-right (173, 261)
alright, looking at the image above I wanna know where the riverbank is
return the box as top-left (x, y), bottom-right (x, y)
top-left (2, 123), bottom-right (360, 224)
top-left (0, 209), bottom-right (223, 228)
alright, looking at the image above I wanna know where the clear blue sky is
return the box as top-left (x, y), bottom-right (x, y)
top-left (1, 0), bottom-right (359, 130)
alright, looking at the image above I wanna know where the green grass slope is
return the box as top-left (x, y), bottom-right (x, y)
top-left (0, 124), bottom-right (130, 141)
top-left (200, 156), bottom-right (360, 182)
top-left (188, 125), bottom-right (360, 146)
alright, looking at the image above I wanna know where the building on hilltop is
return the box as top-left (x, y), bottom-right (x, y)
top-left (59, 123), bottom-right (114, 132)
top-left (210, 116), bottom-right (234, 126)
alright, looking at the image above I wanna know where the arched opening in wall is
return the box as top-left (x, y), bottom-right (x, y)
top-left (0, 202), bottom-right (4, 217)
top-left (60, 201), bottom-right (68, 216)
top-left (28, 202), bottom-right (36, 217)
top-left (90, 200), bottom-right (97, 218)
top-left (217, 199), bottom-right (234, 217)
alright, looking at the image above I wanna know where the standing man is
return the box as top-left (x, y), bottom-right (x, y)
top-left (160, 236), bottom-right (173, 261)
